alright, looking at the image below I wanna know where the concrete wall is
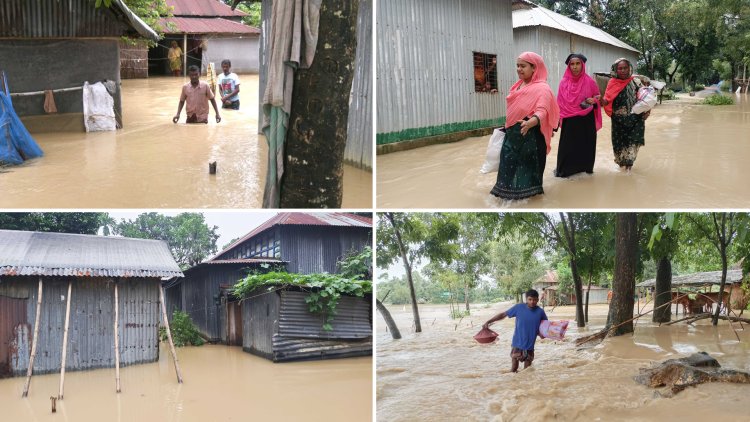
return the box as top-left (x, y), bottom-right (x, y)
top-left (206, 36), bottom-right (260, 74)
top-left (0, 277), bottom-right (160, 377)
top-left (0, 39), bottom-right (123, 128)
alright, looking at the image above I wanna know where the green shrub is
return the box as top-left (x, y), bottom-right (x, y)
top-left (160, 310), bottom-right (205, 347)
top-left (694, 83), bottom-right (705, 91)
top-left (450, 309), bottom-right (470, 319)
top-left (660, 89), bottom-right (676, 100)
top-left (720, 81), bottom-right (732, 92)
top-left (703, 94), bottom-right (734, 105)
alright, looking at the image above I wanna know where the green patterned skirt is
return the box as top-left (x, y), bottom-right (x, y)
top-left (490, 121), bottom-right (546, 200)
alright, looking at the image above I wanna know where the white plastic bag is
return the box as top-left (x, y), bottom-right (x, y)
top-left (480, 128), bottom-right (505, 173)
top-left (631, 86), bottom-right (657, 114)
top-left (82, 81), bottom-right (117, 132)
top-left (539, 320), bottom-right (569, 340)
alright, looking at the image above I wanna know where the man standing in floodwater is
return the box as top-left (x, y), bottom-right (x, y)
top-left (218, 59), bottom-right (241, 110)
top-left (173, 65), bottom-right (222, 124)
top-left (483, 289), bottom-right (548, 373)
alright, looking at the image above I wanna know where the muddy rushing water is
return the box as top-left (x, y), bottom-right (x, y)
top-left (377, 94), bottom-right (750, 208)
top-left (377, 303), bottom-right (750, 421)
top-left (0, 75), bottom-right (371, 208)
top-left (0, 344), bottom-right (372, 421)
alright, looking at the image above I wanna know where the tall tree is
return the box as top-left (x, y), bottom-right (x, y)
top-left (646, 213), bottom-right (679, 323)
top-left (606, 213), bottom-right (639, 336)
top-left (114, 213), bottom-right (220, 269)
top-left (684, 213), bottom-right (749, 325)
top-left (0, 213), bottom-right (108, 235)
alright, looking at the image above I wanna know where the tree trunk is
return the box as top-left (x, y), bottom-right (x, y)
top-left (376, 299), bottom-right (402, 339)
top-left (607, 213), bottom-right (638, 336)
top-left (570, 261), bottom-right (585, 327)
top-left (386, 213), bottom-right (421, 332)
top-left (653, 257), bottom-right (672, 323)
top-left (585, 279), bottom-right (591, 323)
top-left (464, 283), bottom-right (470, 312)
top-left (713, 250), bottom-right (728, 325)
top-left (278, 0), bottom-right (359, 208)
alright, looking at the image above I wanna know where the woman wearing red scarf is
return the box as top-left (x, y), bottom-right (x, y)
top-left (555, 53), bottom-right (602, 177)
top-left (600, 58), bottom-right (651, 171)
top-left (490, 52), bottom-right (560, 200)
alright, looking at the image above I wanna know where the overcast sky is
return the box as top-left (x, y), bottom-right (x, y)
top-left (107, 211), bottom-right (277, 256)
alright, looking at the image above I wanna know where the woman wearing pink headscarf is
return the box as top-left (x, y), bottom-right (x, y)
top-left (555, 53), bottom-right (603, 177)
top-left (490, 52), bottom-right (560, 200)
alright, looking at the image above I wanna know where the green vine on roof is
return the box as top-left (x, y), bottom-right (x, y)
top-left (233, 271), bottom-right (372, 331)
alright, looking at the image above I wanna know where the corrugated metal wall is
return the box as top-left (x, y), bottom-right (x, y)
top-left (513, 27), bottom-right (639, 95)
top-left (586, 288), bottom-right (609, 304)
top-left (242, 289), bottom-right (279, 359)
top-left (344, 0), bottom-right (372, 170)
top-left (0, 277), bottom-right (159, 377)
top-left (206, 36), bottom-right (261, 74)
top-left (257, 0), bottom-right (272, 133)
top-left (0, 0), bottom-right (133, 38)
top-left (280, 227), bottom-right (371, 274)
top-left (178, 265), bottom-right (250, 341)
top-left (278, 291), bottom-right (371, 339)
top-left (376, 0), bottom-right (515, 145)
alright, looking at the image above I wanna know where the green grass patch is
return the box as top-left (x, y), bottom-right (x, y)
top-left (703, 94), bottom-right (734, 105)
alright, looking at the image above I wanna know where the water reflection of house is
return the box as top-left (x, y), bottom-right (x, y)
top-left (532, 270), bottom-right (609, 306)
top-left (165, 212), bottom-right (372, 361)
top-left (0, 230), bottom-right (182, 379)
top-left (0, 0), bottom-right (158, 130)
top-left (149, 0), bottom-right (260, 75)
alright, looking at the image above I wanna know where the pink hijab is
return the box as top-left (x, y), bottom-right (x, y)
top-left (557, 54), bottom-right (602, 131)
top-left (506, 52), bottom-right (560, 154)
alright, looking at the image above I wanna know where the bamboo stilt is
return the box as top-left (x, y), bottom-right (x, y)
top-left (159, 285), bottom-right (183, 383)
top-left (58, 281), bottom-right (72, 400)
top-left (22, 278), bottom-right (43, 398)
top-left (114, 282), bottom-right (121, 393)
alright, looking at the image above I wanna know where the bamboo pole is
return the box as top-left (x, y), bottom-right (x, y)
top-left (159, 285), bottom-right (183, 383)
top-left (114, 282), bottom-right (121, 393)
top-left (58, 281), bottom-right (72, 400)
top-left (22, 278), bottom-right (43, 398)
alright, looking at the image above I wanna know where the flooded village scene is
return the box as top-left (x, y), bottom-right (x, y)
top-left (0, 211), bottom-right (373, 421)
top-left (0, 0), bottom-right (373, 209)
top-left (376, 212), bottom-right (750, 421)
top-left (376, 0), bottom-right (750, 208)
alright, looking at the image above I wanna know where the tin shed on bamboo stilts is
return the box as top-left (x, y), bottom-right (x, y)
top-left (0, 230), bottom-right (183, 382)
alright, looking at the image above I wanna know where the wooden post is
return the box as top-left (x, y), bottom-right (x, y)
top-left (114, 282), bottom-right (121, 393)
top-left (22, 278), bottom-right (43, 397)
top-left (182, 34), bottom-right (188, 77)
top-left (58, 281), bottom-right (72, 400)
top-left (159, 285), bottom-right (183, 383)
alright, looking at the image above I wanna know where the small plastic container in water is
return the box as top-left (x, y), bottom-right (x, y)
top-left (474, 327), bottom-right (499, 344)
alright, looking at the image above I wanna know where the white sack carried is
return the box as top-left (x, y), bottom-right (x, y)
top-left (539, 320), bottom-right (569, 340)
top-left (83, 81), bottom-right (116, 132)
top-left (631, 86), bottom-right (657, 114)
top-left (480, 128), bottom-right (505, 173)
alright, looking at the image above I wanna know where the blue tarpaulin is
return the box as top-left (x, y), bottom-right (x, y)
top-left (0, 89), bottom-right (43, 166)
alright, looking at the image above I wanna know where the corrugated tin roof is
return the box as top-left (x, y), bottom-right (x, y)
top-left (158, 17), bottom-right (259, 34)
top-left (166, 0), bottom-right (247, 17)
top-left (214, 213), bottom-right (372, 261)
top-left (637, 270), bottom-right (744, 288)
top-left (0, 230), bottom-right (183, 278)
top-left (513, 3), bottom-right (640, 53)
top-left (0, 0), bottom-right (158, 41)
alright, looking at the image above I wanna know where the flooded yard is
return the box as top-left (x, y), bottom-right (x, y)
top-left (377, 94), bottom-right (750, 208)
top-left (377, 303), bottom-right (750, 421)
top-left (0, 344), bottom-right (372, 421)
top-left (0, 75), bottom-right (371, 208)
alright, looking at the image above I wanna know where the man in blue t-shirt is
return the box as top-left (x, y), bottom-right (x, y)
top-left (483, 289), bottom-right (548, 372)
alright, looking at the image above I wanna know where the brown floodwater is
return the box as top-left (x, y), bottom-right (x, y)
top-left (377, 303), bottom-right (750, 421)
top-left (0, 75), bottom-right (371, 208)
top-left (377, 94), bottom-right (750, 208)
top-left (0, 344), bottom-right (372, 421)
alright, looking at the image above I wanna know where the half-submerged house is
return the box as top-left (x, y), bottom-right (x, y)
top-left (165, 212), bottom-right (372, 361)
top-left (0, 230), bottom-right (182, 379)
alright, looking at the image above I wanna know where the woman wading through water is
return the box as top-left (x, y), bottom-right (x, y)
top-left (490, 52), bottom-right (559, 200)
